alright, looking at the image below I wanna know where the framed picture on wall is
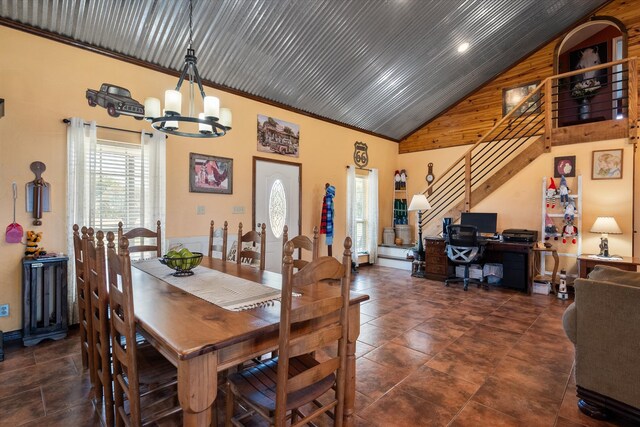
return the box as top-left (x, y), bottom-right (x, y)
top-left (592, 149), bottom-right (622, 180)
top-left (257, 114), bottom-right (300, 157)
top-left (189, 153), bottom-right (233, 194)
top-left (554, 155), bottom-right (576, 178)
top-left (502, 81), bottom-right (540, 117)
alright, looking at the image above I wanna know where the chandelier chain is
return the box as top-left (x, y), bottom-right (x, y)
top-left (188, 0), bottom-right (194, 49)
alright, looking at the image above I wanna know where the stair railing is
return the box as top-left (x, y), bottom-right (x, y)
top-left (419, 57), bottom-right (637, 233)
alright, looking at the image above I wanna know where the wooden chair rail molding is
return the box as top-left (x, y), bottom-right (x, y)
top-left (418, 57), bottom-right (638, 235)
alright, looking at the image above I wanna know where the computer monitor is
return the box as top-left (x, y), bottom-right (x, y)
top-left (460, 212), bottom-right (498, 236)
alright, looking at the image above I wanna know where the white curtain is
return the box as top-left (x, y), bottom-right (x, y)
top-left (141, 130), bottom-right (167, 252)
top-left (345, 165), bottom-right (357, 265)
top-left (66, 118), bottom-right (97, 324)
top-left (367, 169), bottom-right (379, 263)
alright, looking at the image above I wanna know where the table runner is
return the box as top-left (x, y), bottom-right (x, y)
top-left (133, 259), bottom-right (285, 311)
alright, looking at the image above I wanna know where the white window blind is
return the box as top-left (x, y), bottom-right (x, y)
top-left (92, 139), bottom-right (145, 232)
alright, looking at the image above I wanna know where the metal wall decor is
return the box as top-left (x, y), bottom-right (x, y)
top-left (353, 141), bottom-right (369, 168)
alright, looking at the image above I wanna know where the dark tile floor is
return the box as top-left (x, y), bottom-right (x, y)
top-left (0, 265), bottom-right (630, 426)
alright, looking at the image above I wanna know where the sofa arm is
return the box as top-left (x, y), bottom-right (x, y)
top-left (573, 278), bottom-right (640, 409)
top-left (562, 302), bottom-right (576, 344)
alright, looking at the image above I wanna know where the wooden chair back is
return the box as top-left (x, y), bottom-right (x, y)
top-left (282, 225), bottom-right (319, 271)
top-left (237, 222), bottom-right (266, 270)
top-left (274, 237), bottom-right (352, 425)
top-left (106, 233), bottom-right (143, 426)
top-left (72, 224), bottom-right (95, 373)
top-left (208, 220), bottom-right (228, 260)
top-left (86, 229), bottom-right (114, 427)
top-left (117, 220), bottom-right (162, 258)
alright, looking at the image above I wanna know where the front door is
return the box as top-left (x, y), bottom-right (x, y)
top-left (254, 158), bottom-right (301, 273)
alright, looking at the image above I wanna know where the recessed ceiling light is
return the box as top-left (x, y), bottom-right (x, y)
top-left (457, 42), bottom-right (470, 53)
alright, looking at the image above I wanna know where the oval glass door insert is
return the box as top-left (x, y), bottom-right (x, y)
top-left (269, 179), bottom-right (287, 238)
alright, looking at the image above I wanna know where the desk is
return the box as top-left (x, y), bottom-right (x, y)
top-left (578, 254), bottom-right (640, 278)
top-left (424, 237), bottom-right (535, 293)
top-left (131, 257), bottom-right (368, 426)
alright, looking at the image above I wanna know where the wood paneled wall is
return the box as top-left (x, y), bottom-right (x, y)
top-left (399, 0), bottom-right (640, 154)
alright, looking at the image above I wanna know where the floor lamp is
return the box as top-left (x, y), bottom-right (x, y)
top-left (408, 194), bottom-right (431, 277)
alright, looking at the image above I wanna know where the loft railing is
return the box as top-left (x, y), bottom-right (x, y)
top-left (419, 57), bottom-right (637, 233)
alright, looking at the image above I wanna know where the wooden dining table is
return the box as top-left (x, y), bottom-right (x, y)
top-left (131, 256), bottom-right (369, 427)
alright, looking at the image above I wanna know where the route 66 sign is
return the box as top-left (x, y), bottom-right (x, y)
top-left (353, 141), bottom-right (369, 168)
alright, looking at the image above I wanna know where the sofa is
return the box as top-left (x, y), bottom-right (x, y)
top-left (562, 265), bottom-right (640, 422)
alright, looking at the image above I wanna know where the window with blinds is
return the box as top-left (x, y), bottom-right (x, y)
top-left (92, 139), bottom-right (145, 232)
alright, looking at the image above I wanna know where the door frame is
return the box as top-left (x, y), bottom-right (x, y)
top-left (252, 156), bottom-right (302, 239)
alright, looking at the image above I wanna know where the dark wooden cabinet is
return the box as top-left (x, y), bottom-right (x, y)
top-left (22, 256), bottom-right (69, 346)
top-left (424, 237), bottom-right (448, 280)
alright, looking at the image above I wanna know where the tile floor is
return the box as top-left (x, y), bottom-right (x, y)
top-left (0, 265), bottom-right (632, 426)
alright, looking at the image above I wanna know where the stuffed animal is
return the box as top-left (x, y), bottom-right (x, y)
top-left (564, 201), bottom-right (576, 223)
top-left (544, 214), bottom-right (559, 240)
top-left (394, 170), bottom-right (401, 190)
top-left (546, 177), bottom-right (557, 208)
top-left (25, 230), bottom-right (46, 258)
top-left (400, 169), bottom-right (407, 190)
top-left (562, 221), bottom-right (578, 244)
top-left (559, 175), bottom-right (570, 206)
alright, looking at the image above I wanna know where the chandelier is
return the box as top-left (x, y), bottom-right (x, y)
top-left (144, 0), bottom-right (232, 138)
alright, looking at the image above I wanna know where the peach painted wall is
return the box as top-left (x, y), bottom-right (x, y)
top-left (0, 26), bottom-right (397, 332)
top-left (398, 138), bottom-right (634, 276)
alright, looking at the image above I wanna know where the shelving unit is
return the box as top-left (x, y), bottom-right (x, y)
top-left (393, 189), bottom-right (408, 226)
top-left (540, 176), bottom-right (582, 280)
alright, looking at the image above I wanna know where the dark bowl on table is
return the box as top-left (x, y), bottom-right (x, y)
top-left (159, 252), bottom-right (203, 277)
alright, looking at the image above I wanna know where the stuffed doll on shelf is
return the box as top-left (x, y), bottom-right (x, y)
top-left (562, 219), bottom-right (578, 244)
top-left (546, 177), bottom-right (557, 208)
top-left (559, 175), bottom-right (570, 206)
top-left (544, 213), bottom-right (559, 240)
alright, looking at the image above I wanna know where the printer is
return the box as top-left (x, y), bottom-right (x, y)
top-left (502, 229), bottom-right (538, 242)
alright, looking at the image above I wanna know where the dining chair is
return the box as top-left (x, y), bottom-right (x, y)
top-left (117, 220), bottom-right (162, 258)
top-left (72, 225), bottom-right (95, 375)
top-left (237, 222), bottom-right (266, 270)
top-left (208, 220), bottom-right (228, 260)
top-left (225, 237), bottom-right (352, 427)
top-left (106, 233), bottom-right (181, 426)
top-left (282, 225), bottom-right (319, 271)
top-left (85, 228), bottom-right (115, 427)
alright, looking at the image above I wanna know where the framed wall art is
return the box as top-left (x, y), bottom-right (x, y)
top-left (592, 149), bottom-right (622, 180)
top-left (502, 81), bottom-right (540, 117)
top-left (189, 153), bottom-right (233, 194)
top-left (554, 155), bottom-right (576, 178)
top-left (257, 114), bottom-right (300, 157)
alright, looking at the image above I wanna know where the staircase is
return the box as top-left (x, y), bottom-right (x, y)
top-left (419, 57), bottom-right (638, 234)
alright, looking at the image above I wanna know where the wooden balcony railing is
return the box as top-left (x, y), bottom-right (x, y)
top-left (419, 57), bottom-right (638, 233)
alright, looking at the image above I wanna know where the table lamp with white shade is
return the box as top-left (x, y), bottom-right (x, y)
top-left (408, 194), bottom-right (431, 277)
top-left (590, 216), bottom-right (622, 258)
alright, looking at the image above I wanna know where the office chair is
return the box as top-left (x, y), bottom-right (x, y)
top-left (445, 224), bottom-right (485, 291)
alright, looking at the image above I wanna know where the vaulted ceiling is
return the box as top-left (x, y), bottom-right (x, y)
top-left (0, 0), bottom-right (608, 141)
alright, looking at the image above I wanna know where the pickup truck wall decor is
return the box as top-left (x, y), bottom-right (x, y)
top-left (86, 83), bottom-right (144, 119)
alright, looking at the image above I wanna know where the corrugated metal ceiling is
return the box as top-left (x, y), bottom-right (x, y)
top-left (0, 0), bottom-right (608, 140)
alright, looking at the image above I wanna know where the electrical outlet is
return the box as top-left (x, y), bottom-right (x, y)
top-left (196, 205), bottom-right (205, 215)
top-left (0, 304), bottom-right (9, 317)
top-left (233, 206), bottom-right (245, 214)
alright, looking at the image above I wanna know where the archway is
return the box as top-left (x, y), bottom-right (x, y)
top-left (554, 18), bottom-right (626, 126)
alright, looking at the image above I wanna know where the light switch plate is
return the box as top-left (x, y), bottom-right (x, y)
top-left (233, 206), bottom-right (245, 214)
top-left (196, 205), bottom-right (205, 215)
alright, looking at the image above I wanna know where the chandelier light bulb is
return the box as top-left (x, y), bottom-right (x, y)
top-left (165, 90), bottom-right (182, 115)
top-left (204, 96), bottom-right (220, 119)
top-left (219, 108), bottom-right (233, 129)
top-left (144, 97), bottom-right (161, 118)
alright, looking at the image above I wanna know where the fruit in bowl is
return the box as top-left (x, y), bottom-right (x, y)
top-left (159, 248), bottom-right (203, 276)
